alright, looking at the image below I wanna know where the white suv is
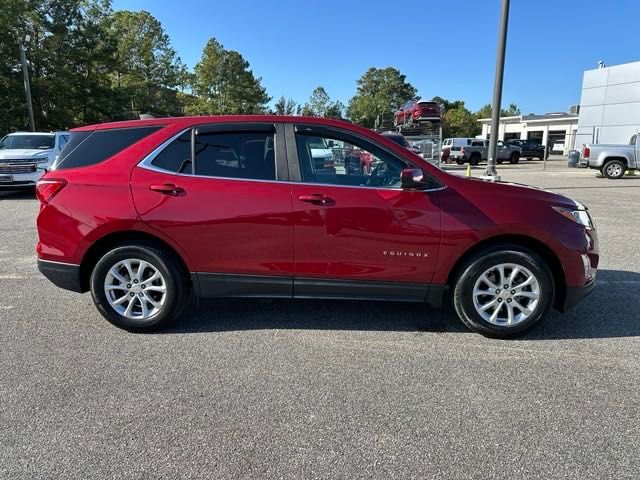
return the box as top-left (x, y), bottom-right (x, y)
top-left (0, 131), bottom-right (69, 188)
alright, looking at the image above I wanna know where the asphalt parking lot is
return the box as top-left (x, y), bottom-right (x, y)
top-left (1, 159), bottom-right (639, 479)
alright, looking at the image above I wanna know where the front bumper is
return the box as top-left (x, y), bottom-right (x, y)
top-left (0, 169), bottom-right (46, 187)
top-left (561, 277), bottom-right (596, 312)
top-left (38, 259), bottom-right (84, 293)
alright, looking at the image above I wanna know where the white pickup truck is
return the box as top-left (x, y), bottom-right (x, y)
top-left (581, 134), bottom-right (640, 179)
top-left (0, 131), bottom-right (69, 188)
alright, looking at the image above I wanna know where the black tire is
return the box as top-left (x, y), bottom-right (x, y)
top-left (452, 245), bottom-right (554, 338)
top-left (456, 158), bottom-right (464, 165)
top-left (90, 242), bottom-right (190, 332)
top-left (469, 153), bottom-right (481, 166)
top-left (601, 159), bottom-right (625, 179)
top-left (509, 152), bottom-right (520, 164)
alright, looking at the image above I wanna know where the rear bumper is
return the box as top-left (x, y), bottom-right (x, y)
top-left (38, 259), bottom-right (84, 293)
top-left (560, 277), bottom-right (596, 312)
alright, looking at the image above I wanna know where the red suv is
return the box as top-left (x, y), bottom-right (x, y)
top-left (36, 116), bottom-right (598, 337)
top-left (394, 100), bottom-right (441, 126)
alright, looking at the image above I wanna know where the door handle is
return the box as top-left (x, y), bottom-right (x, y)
top-left (298, 194), bottom-right (334, 206)
top-left (149, 184), bottom-right (185, 196)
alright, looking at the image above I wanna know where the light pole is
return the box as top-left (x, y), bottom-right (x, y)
top-left (19, 34), bottom-right (36, 132)
top-left (484, 0), bottom-right (510, 180)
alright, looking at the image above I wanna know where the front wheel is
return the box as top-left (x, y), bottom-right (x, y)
top-left (601, 159), bottom-right (625, 179)
top-left (509, 153), bottom-right (520, 164)
top-left (452, 247), bottom-right (554, 338)
top-left (90, 243), bottom-right (190, 332)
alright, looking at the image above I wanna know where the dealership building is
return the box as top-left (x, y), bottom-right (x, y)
top-left (574, 60), bottom-right (640, 147)
top-left (478, 112), bottom-right (578, 155)
top-left (478, 60), bottom-right (640, 155)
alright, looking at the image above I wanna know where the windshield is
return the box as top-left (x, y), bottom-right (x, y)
top-left (308, 138), bottom-right (329, 149)
top-left (0, 134), bottom-right (55, 150)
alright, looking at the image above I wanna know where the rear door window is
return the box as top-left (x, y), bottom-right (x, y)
top-left (53, 126), bottom-right (161, 170)
top-left (194, 131), bottom-right (276, 181)
top-left (150, 132), bottom-right (192, 173)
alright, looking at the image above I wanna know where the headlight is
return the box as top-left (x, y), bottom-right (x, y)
top-left (552, 206), bottom-right (594, 229)
top-left (32, 154), bottom-right (50, 164)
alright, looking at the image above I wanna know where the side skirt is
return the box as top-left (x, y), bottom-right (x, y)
top-left (192, 272), bottom-right (446, 308)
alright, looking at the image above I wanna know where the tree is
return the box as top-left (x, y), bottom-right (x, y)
top-left (188, 38), bottom-right (270, 115)
top-left (443, 104), bottom-right (480, 138)
top-left (476, 102), bottom-right (521, 119)
top-left (109, 10), bottom-right (187, 116)
top-left (274, 96), bottom-right (299, 115)
top-left (433, 96), bottom-right (480, 138)
top-left (347, 67), bottom-right (417, 127)
top-left (302, 86), bottom-right (344, 118)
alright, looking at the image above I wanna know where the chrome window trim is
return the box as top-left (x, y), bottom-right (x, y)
top-left (137, 126), bottom-right (446, 193)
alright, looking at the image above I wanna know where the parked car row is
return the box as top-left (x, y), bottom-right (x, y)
top-left (449, 139), bottom-right (522, 165)
top-left (0, 131), bottom-right (69, 188)
top-left (440, 137), bottom-right (548, 165)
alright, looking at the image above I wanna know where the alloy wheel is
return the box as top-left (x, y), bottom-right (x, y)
top-left (606, 163), bottom-right (623, 177)
top-left (472, 263), bottom-right (540, 326)
top-left (103, 258), bottom-right (167, 320)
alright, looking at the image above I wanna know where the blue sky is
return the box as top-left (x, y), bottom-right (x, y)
top-left (113, 0), bottom-right (637, 114)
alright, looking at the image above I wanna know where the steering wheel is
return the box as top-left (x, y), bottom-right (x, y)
top-left (365, 163), bottom-right (390, 187)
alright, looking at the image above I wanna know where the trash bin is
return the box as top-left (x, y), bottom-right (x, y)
top-left (567, 150), bottom-right (580, 168)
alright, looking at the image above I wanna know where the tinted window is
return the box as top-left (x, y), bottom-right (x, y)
top-left (151, 132), bottom-right (192, 173)
top-left (54, 126), bottom-right (161, 170)
top-left (194, 132), bottom-right (275, 181)
top-left (295, 131), bottom-right (408, 189)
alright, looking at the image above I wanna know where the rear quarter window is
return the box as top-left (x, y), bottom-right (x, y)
top-left (53, 126), bottom-right (161, 170)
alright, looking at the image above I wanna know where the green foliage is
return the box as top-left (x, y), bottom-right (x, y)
top-left (443, 103), bottom-right (480, 138)
top-left (302, 86), bottom-right (344, 118)
top-left (109, 10), bottom-right (187, 116)
top-left (273, 96), bottom-right (299, 115)
top-left (476, 102), bottom-right (521, 119)
top-left (347, 67), bottom-right (417, 127)
top-left (187, 38), bottom-right (270, 115)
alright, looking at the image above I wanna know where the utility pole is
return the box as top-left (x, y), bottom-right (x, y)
top-left (19, 35), bottom-right (36, 132)
top-left (484, 0), bottom-right (510, 181)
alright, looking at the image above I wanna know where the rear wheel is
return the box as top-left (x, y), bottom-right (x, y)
top-left (90, 243), bottom-right (190, 332)
top-left (452, 246), bottom-right (554, 338)
top-left (456, 158), bottom-right (464, 165)
top-left (509, 152), bottom-right (520, 164)
top-left (469, 153), bottom-right (481, 166)
top-left (601, 159), bottom-right (625, 179)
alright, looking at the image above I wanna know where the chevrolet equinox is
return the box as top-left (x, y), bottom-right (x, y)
top-left (36, 116), bottom-right (598, 337)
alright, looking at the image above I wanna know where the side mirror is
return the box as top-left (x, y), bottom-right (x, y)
top-left (401, 168), bottom-right (431, 190)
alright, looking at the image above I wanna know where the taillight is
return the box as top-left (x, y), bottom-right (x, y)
top-left (461, 147), bottom-right (466, 154)
top-left (582, 146), bottom-right (590, 159)
top-left (36, 178), bottom-right (67, 204)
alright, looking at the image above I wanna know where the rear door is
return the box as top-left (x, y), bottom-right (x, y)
top-left (131, 122), bottom-right (294, 297)
top-left (286, 124), bottom-right (442, 300)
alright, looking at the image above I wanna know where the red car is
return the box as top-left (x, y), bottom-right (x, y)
top-left (394, 100), bottom-right (441, 126)
top-left (36, 116), bottom-right (598, 338)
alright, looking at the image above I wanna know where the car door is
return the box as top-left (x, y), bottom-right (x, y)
top-left (131, 122), bottom-right (294, 297)
top-left (286, 124), bottom-right (442, 301)
top-left (497, 140), bottom-right (509, 159)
